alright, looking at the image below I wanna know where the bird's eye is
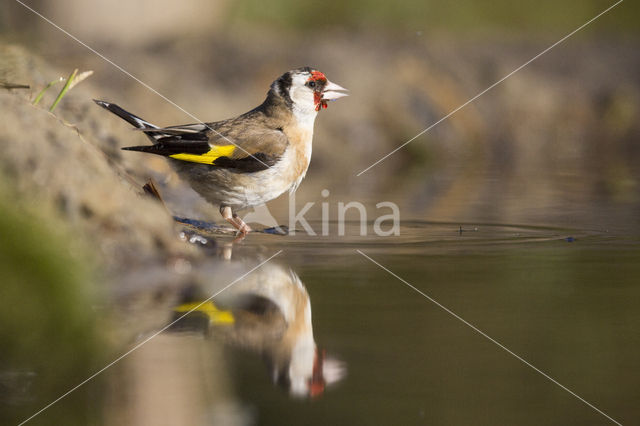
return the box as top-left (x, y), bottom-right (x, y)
top-left (308, 81), bottom-right (316, 88)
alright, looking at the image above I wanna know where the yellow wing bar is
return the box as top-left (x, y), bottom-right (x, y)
top-left (169, 145), bottom-right (235, 165)
top-left (173, 301), bottom-right (235, 325)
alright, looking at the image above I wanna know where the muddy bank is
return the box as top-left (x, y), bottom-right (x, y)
top-left (0, 44), bottom-right (197, 276)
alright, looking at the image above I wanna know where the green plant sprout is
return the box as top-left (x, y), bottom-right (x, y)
top-left (32, 69), bottom-right (93, 111)
top-left (48, 68), bottom-right (78, 112)
top-left (32, 77), bottom-right (64, 106)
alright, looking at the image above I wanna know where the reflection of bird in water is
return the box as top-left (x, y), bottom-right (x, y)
top-left (170, 264), bottom-right (345, 397)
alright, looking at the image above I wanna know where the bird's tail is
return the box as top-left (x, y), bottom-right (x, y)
top-left (93, 99), bottom-right (159, 143)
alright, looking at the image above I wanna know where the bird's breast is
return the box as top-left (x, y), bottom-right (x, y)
top-left (283, 125), bottom-right (314, 179)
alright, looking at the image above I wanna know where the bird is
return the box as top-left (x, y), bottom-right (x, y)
top-left (94, 67), bottom-right (348, 236)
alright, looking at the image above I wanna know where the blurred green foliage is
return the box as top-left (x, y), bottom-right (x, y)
top-left (0, 191), bottom-right (106, 424)
top-left (228, 0), bottom-right (638, 33)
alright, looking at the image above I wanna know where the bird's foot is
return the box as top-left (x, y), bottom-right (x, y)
top-left (220, 206), bottom-right (251, 240)
top-left (231, 217), bottom-right (251, 242)
top-left (235, 221), bottom-right (252, 235)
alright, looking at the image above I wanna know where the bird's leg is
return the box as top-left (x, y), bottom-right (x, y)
top-left (232, 213), bottom-right (252, 235)
top-left (220, 205), bottom-right (239, 231)
top-left (219, 206), bottom-right (251, 236)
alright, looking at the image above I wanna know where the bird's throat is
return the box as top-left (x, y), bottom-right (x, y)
top-left (313, 92), bottom-right (327, 111)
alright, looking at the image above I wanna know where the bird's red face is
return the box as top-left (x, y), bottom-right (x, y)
top-left (308, 71), bottom-right (329, 111)
top-left (308, 347), bottom-right (326, 397)
top-left (306, 70), bottom-right (348, 112)
top-left (279, 67), bottom-right (347, 115)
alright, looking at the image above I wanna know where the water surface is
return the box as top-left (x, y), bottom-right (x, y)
top-left (105, 221), bottom-right (640, 425)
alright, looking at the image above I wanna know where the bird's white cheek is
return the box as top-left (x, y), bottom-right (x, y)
top-left (289, 87), bottom-right (316, 111)
top-left (290, 88), bottom-right (318, 130)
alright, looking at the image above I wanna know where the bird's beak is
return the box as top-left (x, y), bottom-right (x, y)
top-left (322, 80), bottom-right (348, 101)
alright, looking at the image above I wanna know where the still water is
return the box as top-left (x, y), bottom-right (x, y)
top-left (102, 221), bottom-right (639, 425)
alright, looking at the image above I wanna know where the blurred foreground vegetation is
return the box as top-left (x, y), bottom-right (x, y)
top-left (0, 188), bottom-right (106, 425)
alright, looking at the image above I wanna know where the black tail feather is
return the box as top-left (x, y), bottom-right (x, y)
top-left (94, 99), bottom-right (159, 144)
top-left (121, 144), bottom-right (168, 156)
top-left (96, 99), bottom-right (215, 158)
top-left (93, 99), bottom-right (158, 128)
top-left (122, 139), bottom-right (211, 156)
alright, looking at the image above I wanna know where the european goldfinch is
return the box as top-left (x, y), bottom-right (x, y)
top-left (95, 67), bottom-right (347, 236)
